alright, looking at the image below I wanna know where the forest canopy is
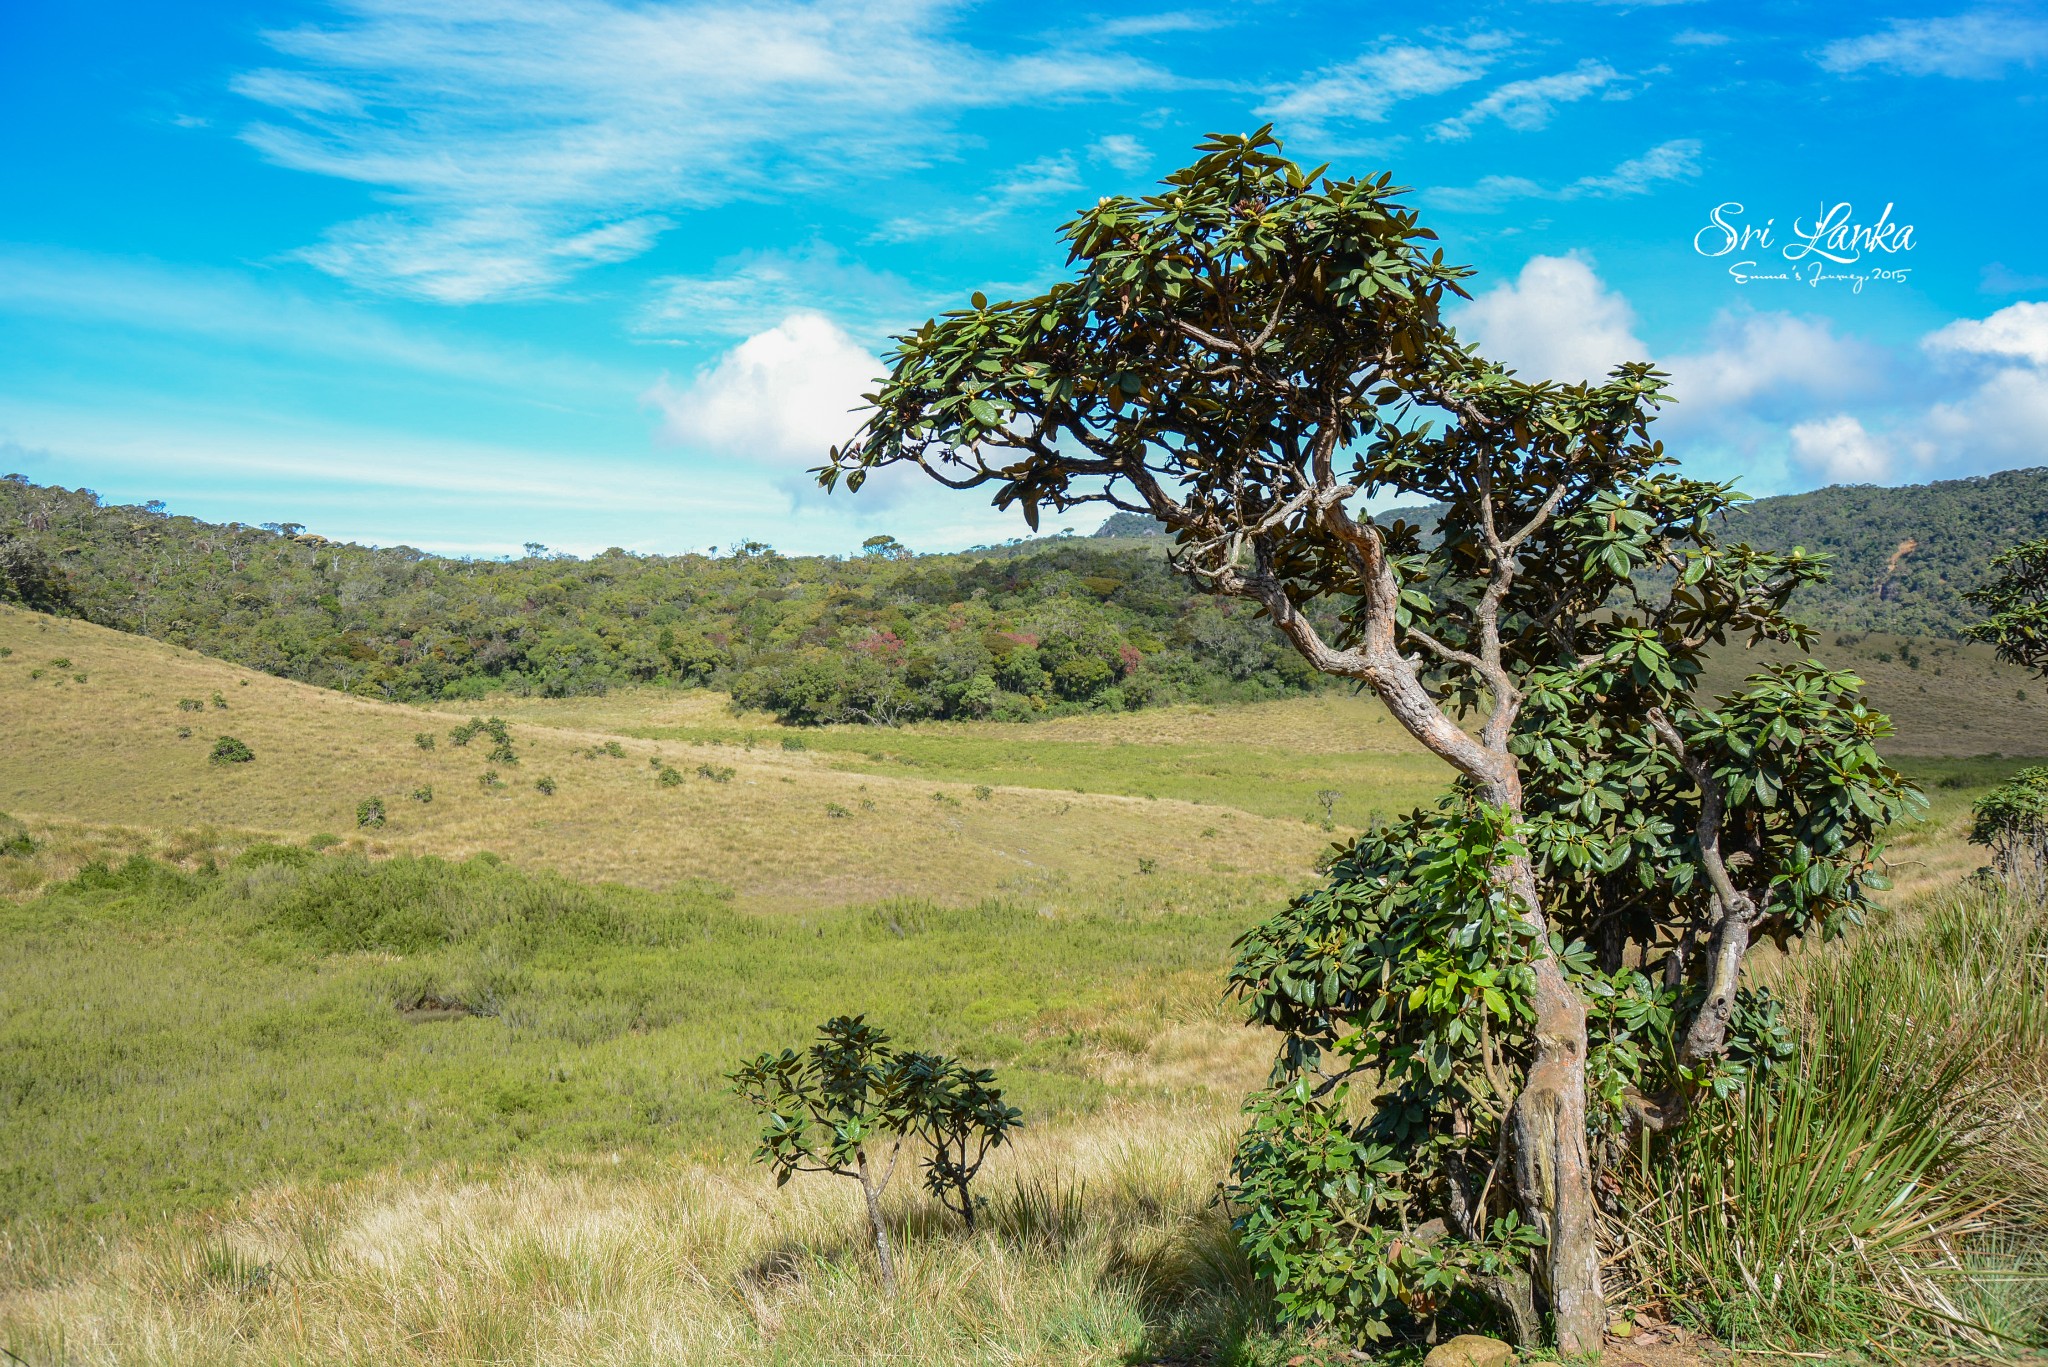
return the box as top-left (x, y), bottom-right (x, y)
top-left (3, 467), bottom-right (2044, 723)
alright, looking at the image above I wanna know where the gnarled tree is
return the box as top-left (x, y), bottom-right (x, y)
top-left (820, 130), bottom-right (1911, 1348)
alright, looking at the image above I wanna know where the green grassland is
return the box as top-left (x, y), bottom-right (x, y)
top-left (0, 845), bottom-right (1275, 1228)
top-left (5, 598), bottom-right (2048, 1363)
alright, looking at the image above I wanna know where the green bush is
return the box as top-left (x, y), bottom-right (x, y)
top-left (535, 775), bottom-right (556, 796)
top-left (356, 797), bottom-right (386, 829)
top-left (411, 785), bottom-right (433, 804)
top-left (479, 769), bottom-right (502, 790)
top-left (697, 763), bottom-right (734, 783)
top-left (414, 732), bottom-right (436, 751)
top-left (781, 736), bottom-right (807, 751)
top-left (177, 698), bottom-right (204, 712)
top-left (211, 691), bottom-right (227, 709)
top-left (209, 735), bottom-right (254, 765)
top-left (657, 766), bottom-right (684, 787)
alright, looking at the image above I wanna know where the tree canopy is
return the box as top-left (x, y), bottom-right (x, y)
top-left (1966, 534), bottom-right (2048, 676)
top-left (821, 128), bottom-right (1914, 1350)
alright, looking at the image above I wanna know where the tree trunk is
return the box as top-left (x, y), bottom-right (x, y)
top-left (1505, 860), bottom-right (1605, 1355)
top-left (855, 1149), bottom-right (898, 1291)
top-left (1681, 901), bottom-right (1753, 1065)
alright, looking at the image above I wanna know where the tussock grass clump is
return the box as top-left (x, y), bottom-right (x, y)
top-left (1620, 886), bottom-right (2048, 1354)
top-left (0, 812), bottom-right (36, 859)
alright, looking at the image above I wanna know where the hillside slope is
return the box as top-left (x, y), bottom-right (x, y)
top-left (0, 605), bottom-right (1342, 910)
top-left (1727, 467), bottom-right (2048, 635)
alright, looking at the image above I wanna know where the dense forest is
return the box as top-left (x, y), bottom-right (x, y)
top-left (3, 467), bottom-right (2043, 722)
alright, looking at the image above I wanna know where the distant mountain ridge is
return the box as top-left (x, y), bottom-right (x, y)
top-left (1720, 467), bottom-right (2048, 635)
top-left (1094, 469), bottom-right (2048, 638)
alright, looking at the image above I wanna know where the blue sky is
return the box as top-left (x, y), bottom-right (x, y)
top-left (2, 1), bottom-right (2045, 556)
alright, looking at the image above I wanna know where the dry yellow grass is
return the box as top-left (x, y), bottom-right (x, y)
top-left (0, 1101), bottom-right (1257, 1367)
top-left (0, 607), bottom-right (1334, 911)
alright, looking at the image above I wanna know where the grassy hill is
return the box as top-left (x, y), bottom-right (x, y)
top-left (0, 606), bottom-right (1358, 910)
top-left (3, 606), bottom-right (2045, 1361)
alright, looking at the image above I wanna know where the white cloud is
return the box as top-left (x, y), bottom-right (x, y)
top-left (1910, 301), bottom-right (2048, 472)
top-left (647, 312), bottom-right (881, 470)
top-left (1454, 253), bottom-right (1646, 383)
top-left (1918, 365), bottom-right (2048, 468)
top-left (1258, 34), bottom-right (1505, 135)
top-left (1661, 311), bottom-right (1882, 419)
top-left (1431, 61), bottom-right (1622, 141)
top-left (1672, 29), bottom-right (1732, 47)
top-left (1924, 300), bottom-right (2048, 367)
top-left (231, 0), bottom-right (1168, 302)
top-left (1790, 414), bottom-right (1892, 482)
top-left (1817, 12), bottom-right (2048, 78)
top-left (1090, 134), bottom-right (1150, 173)
top-left (1428, 139), bottom-right (1700, 211)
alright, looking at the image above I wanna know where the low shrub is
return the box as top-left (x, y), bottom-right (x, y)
top-left (657, 766), bottom-right (684, 787)
top-left (535, 775), bottom-right (556, 796)
top-left (356, 797), bottom-right (386, 829)
top-left (729, 1016), bottom-right (1021, 1289)
top-left (414, 732), bottom-right (436, 751)
top-left (411, 785), bottom-right (433, 804)
top-left (209, 736), bottom-right (254, 765)
top-left (211, 691), bottom-right (227, 709)
top-left (697, 763), bottom-right (734, 783)
top-left (177, 698), bottom-right (204, 712)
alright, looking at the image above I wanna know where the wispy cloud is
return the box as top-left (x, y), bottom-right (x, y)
top-left (1258, 33), bottom-right (1507, 137)
top-left (1431, 61), bottom-right (1624, 140)
top-left (231, 0), bottom-right (1170, 303)
top-left (1817, 11), bottom-right (2048, 78)
top-left (871, 154), bottom-right (1084, 243)
top-left (1090, 134), bottom-right (1150, 174)
top-left (1428, 138), bottom-right (1701, 211)
top-left (638, 243), bottom-right (932, 344)
top-left (1566, 138), bottom-right (1701, 196)
top-left (0, 245), bottom-right (626, 401)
